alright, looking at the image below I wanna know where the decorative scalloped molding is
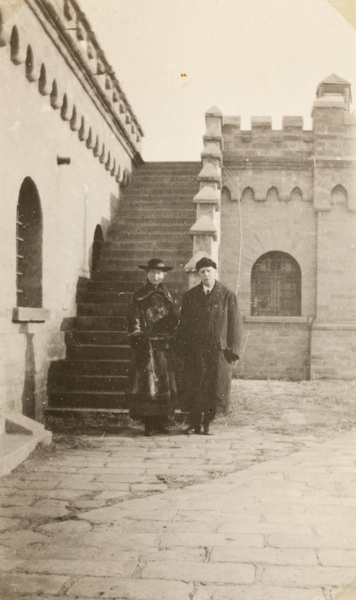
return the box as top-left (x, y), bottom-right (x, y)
top-left (0, 7), bottom-right (134, 181)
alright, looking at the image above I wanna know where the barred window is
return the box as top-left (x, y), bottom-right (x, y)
top-left (16, 178), bottom-right (43, 308)
top-left (251, 251), bottom-right (301, 316)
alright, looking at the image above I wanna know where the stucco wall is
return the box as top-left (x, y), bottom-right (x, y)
top-left (0, 1), bottom-right (141, 427)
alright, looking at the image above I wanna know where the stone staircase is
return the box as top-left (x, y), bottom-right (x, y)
top-left (45, 162), bottom-right (200, 433)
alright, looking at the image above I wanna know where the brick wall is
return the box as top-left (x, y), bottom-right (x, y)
top-left (236, 319), bottom-right (310, 381)
top-left (220, 132), bottom-right (317, 380)
top-left (219, 85), bottom-right (356, 381)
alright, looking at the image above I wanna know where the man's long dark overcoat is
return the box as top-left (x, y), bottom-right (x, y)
top-left (176, 280), bottom-right (243, 415)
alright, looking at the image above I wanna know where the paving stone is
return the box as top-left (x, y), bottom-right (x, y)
top-left (77, 531), bottom-right (158, 547)
top-left (95, 547), bottom-right (149, 561)
top-left (129, 483), bottom-right (168, 492)
top-left (4, 573), bottom-right (69, 595)
top-left (124, 519), bottom-right (215, 533)
top-left (36, 519), bottom-right (92, 534)
top-left (95, 488), bottom-right (131, 499)
top-left (143, 547), bottom-right (207, 561)
top-left (141, 559), bottom-right (255, 584)
top-left (268, 533), bottom-right (356, 550)
top-left (159, 532), bottom-right (264, 548)
top-left (217, 521), bottom-right (314, 535)
top-left (193, 583), bottom-right (326, 600)
top-left (13, 544), bottom-right (99, 561)
top-left (0, 530), bottom-right (49, 548)
top-left (262, 566), bottom-right (356, 587)
top-left (317, 549), bottom-right (356, 567)
top-left (96, 473), bottom-right (150, 483)
top-left (210, 546), bottom-right (318, 566)
top-left (67, 576), bottom-right (193, 598)
top-left (0, 517), bottom-right (22, 532)
top-left (4, 558), bottom-right (137, 577)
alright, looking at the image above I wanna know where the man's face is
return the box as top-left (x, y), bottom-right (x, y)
top-left (147, 269), bottom-right (165, 286)
top-left (198, 266), bottom-right (216, 289)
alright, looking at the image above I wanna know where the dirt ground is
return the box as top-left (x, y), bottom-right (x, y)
top-left (219, 378), bottom-right (356, 439)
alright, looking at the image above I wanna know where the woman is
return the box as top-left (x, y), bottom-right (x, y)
top-left (127, 258), bottom-right (178, 436)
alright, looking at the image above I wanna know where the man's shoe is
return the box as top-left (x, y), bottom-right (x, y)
top-left (157, 426), bottom-right (169, 434)
top-left (203, 425), bottom-right (213, 435)
top-left (185, 425), bottom-right (201, 434)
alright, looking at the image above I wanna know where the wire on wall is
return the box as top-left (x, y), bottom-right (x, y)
top-left (221, 166), bottom-right (243, 298)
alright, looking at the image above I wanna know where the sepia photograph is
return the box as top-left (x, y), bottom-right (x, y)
top-left (0, 0), bottom-right (356, 598)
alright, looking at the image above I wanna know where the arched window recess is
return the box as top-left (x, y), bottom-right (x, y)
top-left (251, 251), bottom-right (301, 317)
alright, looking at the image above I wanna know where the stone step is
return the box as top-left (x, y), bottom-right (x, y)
top-left (97, 262), bottom-right (189, 273)
top-left (77, 303), bottom-right (132, 317)
top-left (119, 195), bottom-right (197, 203)
top-left (50, 359), bottom-right (130, 377)
top-left (49, 390), bottom-right (127, 409)
top-left (73, 316), bottom-right (127, 330)
top-left (44, 408), bottom-right (131, 434)
top-left (52, 374), bottom-right (128, 392)
top-left (103, 237), bottom-right (190, 248)
top-left (45, 406), bottom-right (188, 434)
top-left (108, 225), bottom-right (193, 236)
top-left (67, 344), bottom-right (131, 360)
top-left (108, 220), bottom-right (195, 230)
top-left (118, 203), bottom-right (196, 219)
top-left (86, 279), bottom-right (185, 293)
top-left (124, 185), bottom-right (197, 193)
top-left (100, 245), bottom-right (190, 259)
top-left (65, 331), bottom-right (127, 345)
top-left (78, 291), bottom-right (132, 304)
top-left (91, 270), bottom-right (145, 281)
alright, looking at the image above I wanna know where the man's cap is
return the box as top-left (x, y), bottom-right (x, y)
top-left (195, 257), bottom-right (217, 271)
top-left (138, 258), bottom-right (173, 272)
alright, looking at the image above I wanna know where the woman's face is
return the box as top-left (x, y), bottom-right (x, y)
top-left (147, 269), bottom-right (165, 286)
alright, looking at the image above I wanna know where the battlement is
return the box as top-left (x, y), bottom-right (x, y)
top-left (222, 115), bottom-right (314, 163)
top-left (222, 75), bottom-right (356, 164)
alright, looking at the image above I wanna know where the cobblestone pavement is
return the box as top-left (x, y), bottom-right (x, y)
top-left (0, 417), bottom-right (356, 599)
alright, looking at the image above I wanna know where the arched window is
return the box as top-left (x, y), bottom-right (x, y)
top-left (242, 187), bottom-right (255, 201)
top-left (91, 225), bottom-right (104, 273)
top-left (290, 187), bottom-right (303, 202)
top-left (221, 186), bottom-right (231, 203)
top-left (266, 186), bottom-right (279, 201)
top-left (16, 178), bottom-right (43, 308)
top-left (331, 184), bottom-right (347, 207)
top-left (251, 251), bottom-right (301, 316)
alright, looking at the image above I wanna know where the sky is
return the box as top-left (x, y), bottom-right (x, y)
top-left (81, 0), bottom-right (356, 161)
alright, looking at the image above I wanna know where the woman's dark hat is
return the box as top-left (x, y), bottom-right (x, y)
top-left (138, 258), bottom-right (173, 272)
top-left (195, 257), bottom-right (217, 271)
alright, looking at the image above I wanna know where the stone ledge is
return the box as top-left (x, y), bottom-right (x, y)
top-left (0, 410), bottom-right (52, 477)
top-left (12, 307), bottom-right (50, 323)
top-left (244, 316), bottom-right (309, 324)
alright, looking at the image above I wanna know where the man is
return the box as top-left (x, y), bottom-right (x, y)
top-left (127, 258), bottom-right (178, 436)
top-left (176, 257), bottom-right (242, 435)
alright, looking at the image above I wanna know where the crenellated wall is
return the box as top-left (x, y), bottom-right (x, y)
top-left (0, 0), bottom-right (143, 431)
top-left (196, 77), bottom-right (356, 381)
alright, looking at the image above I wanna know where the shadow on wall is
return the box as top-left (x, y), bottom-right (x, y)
top-left (20, 325), bottom-right (36, 419)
